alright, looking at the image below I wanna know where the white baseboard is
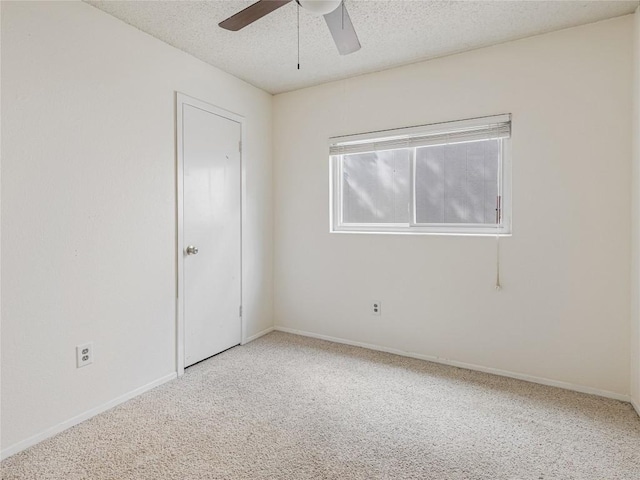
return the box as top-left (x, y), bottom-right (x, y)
top-left (243, 326), bottom-right (274, 344)
top-left (1, 372), bottom-right (177, 461)
top-left (274, 326), bottom-right (630, 403)
top-left (632, 399), bottom-right (640, 418)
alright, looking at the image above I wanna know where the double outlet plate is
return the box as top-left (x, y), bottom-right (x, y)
top-left (76, 343), bottom-right (93, 368)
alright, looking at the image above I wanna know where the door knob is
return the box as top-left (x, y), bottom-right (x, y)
top-left (186, 245), bottom-right (199, 255)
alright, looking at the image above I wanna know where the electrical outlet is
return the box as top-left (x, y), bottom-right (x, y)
top-left (371, 301), bottom-right (381, 316)
top-left (76, 342), bottom-right (93, 368)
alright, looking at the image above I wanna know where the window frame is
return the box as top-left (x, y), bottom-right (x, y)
top-left (329, 115), bottom-right (512, 236)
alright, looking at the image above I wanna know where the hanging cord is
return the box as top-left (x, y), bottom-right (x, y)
top-left (495, 232), bottom-right (502, 291)
top-left (495, 189), bottom-right (502, 291)
top-left (297, 2), bottom-right (300, 70)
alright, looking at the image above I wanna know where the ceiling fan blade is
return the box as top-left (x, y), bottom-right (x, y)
top-left (324, 2), bottom-right (361, 55)
top-left (219, 0), bottom-right (293, 31)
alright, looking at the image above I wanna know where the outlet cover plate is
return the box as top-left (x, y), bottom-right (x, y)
top-left (76, 342), bottom-right (93, 368)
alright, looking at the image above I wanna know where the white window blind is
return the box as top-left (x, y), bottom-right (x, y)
top-left (329, 115), bottom-right (510, 156)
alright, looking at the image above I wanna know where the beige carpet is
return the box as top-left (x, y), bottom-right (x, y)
top-left (2, 331), bottom-right (639, 479)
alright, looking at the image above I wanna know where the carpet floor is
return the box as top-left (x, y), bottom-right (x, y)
top-left (2, 331), bottom-right (639, 479)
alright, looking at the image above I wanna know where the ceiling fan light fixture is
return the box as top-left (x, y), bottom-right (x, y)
top-left (297, 0), bottom-right (342, 16)
top-left (219, 0), bottom-right (360, 56)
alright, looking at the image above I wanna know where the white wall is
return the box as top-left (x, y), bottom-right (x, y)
top-left (1, 1), bottom-right (273, 452)
top-left (632, 7), bottom-right (640, 411)
top-left (274, 16), bottom-right (633, 397)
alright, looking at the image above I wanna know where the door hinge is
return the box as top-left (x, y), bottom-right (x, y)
top-left (239, 305), bottom-right (243, 317)
top-left (238, 140), bottom-right (242, 154)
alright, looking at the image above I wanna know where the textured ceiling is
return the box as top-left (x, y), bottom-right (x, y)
top-left (86, 0), bottom-right (639, 94)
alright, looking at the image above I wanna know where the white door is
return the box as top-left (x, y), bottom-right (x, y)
top-left (181, 100), bottom-right (242, 368)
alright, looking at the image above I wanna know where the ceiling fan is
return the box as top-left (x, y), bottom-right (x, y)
top-left (219, 0), bottom-right (361, 55)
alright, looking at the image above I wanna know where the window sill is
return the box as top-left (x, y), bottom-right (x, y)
top-left (330, 225), bottom-right (512, 236)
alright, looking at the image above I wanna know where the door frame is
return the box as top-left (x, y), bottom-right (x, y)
top-left (175, 92), bottom-right (246, 376)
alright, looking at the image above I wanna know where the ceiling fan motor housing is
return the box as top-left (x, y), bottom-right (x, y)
top-left (297, 0), bottom-right (342, 16)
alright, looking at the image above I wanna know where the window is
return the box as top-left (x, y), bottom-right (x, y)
top-left (330, 115), bottom-right (511, 235)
